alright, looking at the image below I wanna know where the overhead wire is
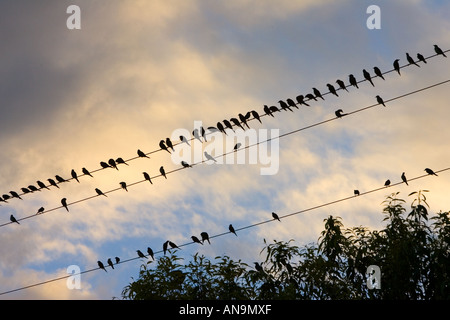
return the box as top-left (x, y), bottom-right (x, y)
top-left (1, 165), bottom-right (448, 296)
top-left (2, 77), bottom-right (450, 227)
top-left (1, 48), bottom-right (448, 201)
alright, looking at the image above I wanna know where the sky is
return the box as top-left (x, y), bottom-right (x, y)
top-left (0, 0), bottom-right (449, 299)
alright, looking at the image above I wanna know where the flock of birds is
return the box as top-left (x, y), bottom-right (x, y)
top-left (2, 44), bottom-right (447, 272)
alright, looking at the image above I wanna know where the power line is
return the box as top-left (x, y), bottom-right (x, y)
top-left (1, 165), bottom-right (447, 296)
top-left (2, 48), bottom-right (448, 201)
top-left (2, 78), bottom-right (450, 227)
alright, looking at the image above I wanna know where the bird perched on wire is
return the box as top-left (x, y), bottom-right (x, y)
top-left (230, 117), bottom-right (245, 130)
top-left (98, 261), bottom-right (107, 272)
top-left (82, 168), bottom-right (93, 177)
top-left (296, 95), bottom-right (310, 106)
top-left (312, 88), bottom-right (325, 100)
top-left (37, 180), bottom-right (50, 190)
top-left (191, 236), bottom-right (203, 245)
top-left (201, 232), bottom-right (211, 244)
top-left (349, 74), bottom-right (359, 89)
top-left (10, 191), bottom-right (22, 200)
top-left (354, 190), bottom-right (360, 196)
top-left (393, 59), bottom-right (401, 75)
top-left (286, 99), bottom-right (299, 110)
top-left (159, 140), bottom-right (170, 153)
top-left (401, 172), bottom-right (409, 186)
top-left (217, 122), bottom-right (227, 135)
top-left (115, 257), bottom-right (120, 264)
top-left (95, 188), bottom-right (107, 197)
top-left (116, 157), bottom-right (129, 166)
top-left (168, 241), bottom-right (180, 250)
top-left (406, 53), bottom-right (420, 67)
top-left (136, 250), bottom-right (147, 259)
top-left (56, 175), bottom-right (67, 183)
top-left (61, 198), bottom-right (69, 212)
top-left (119, 182), bottom-right (128, 192)
top-left (180, 135), bottom-right (191, 146)
top-left (10, 214), bottom-right (20, 225)
top-left (137, 149), bottom-right (149, 158)
top-left (204, 151), bottom-right (217, 163)
top-left (160, 166), bottom-right (167, 179)
top-left (100, 161), bottom-right (111, 169)
top-left (107, 258), bottom-right (115, 270)
top-left (384, 179), bottom-right (391, 187)
top-left (424, 168), bottom-right (438, 176)
top-left (278, 100), bottom-right (293, 112)
top-left (37, 207), bottom-right (45, 214)
top-left (147, 247), bottom-right (154, 260)
top-left (336, 79), bottom-right (348, 92)
top-left (335, 109), bottom-right (347, 118)
top-left (48, 178), bottom-right (59, 189)
top-left (181, 161), bottom-right (192, 168)
top-left (229, 224), bottom-right (237, 236)
top-left (108, 159), bottom-right (118, 170)
top-left (376, 95), bottom-right (386, 107)
top-left (166, 138), bottom-right (175, 152)
top-left (238, 113), bottom-right (250, 129)
top-left (416, 53), bottom-right (427, 64)
top-left (143, 172), bottom-right (152, 184)
top-left (363, 69), bottom-right (375, 87)
top-left (373, 66), bottom-right (385, 80)
top-left (326, 83), bottom-right (339, 97)
top-left (434, 44), bottom-right (447, 58)
top-left (233, 143), bottom-right (242, 151)
top-left (272, 212), bottom-right (281, 222)
top-left (163, 241), bottom-right (169, 255)
top-left (223, 120), bottom-right (234, 132)
top-left (71, 169), bottom-right (80, 183)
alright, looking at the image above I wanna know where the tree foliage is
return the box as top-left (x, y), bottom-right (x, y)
top-left (121, 192), bottom-right (450, 300)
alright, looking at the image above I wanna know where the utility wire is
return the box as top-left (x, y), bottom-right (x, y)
top-left (2, 48), bottom-right (448, 201)
top-left (2, 78), bottom-right (450, 227)
top-left (1, 165), bottom-right (448, 296)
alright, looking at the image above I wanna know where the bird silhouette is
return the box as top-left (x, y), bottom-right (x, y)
top-left (223, 120), bottom-right (234, 132)
top-left (115, 257), bottom-right (120, 264)
top-left (336, 79), bottom-right (348, 92)
top-left (384, 179), bottom-right (391, 187)
top-left (312, 88), bottom-right (325, 100)
top-left (10, 214), bottom-right (20, 224)
top-left (181, 161), bottom-right (192, 168)
top-left (166, 138), bottom-right (175, 152)
top-left (100, 161), bottom-right (111, 169)
top-left (159, 140), bottom-right (170, 153)
top-left (200, 232), bottom-right (211, 244)
top-left (143, 172), bottom-right (153, 184)
top-left (393, 59), bottom-right (401, 75)
top-left (204, 151), bottom-right (217, 163)
top-left (217, 122), bottom-right (227, 135)
top-left (286, 99), bottom-right (299, 110)
top-left (37, 180), bottom-right (49, 190)
top-left (254, 262), bottom-right (263, 272)
top-left (239, 113), bottom-right (250, 129)
top-left (200, 127), bottom-right (208, 142)
top-left (137, 149), bottom-right (149, 158)
top-left (163, 241), bottom-right (169, 255)
top-left (406, 53), bottom-right (420, 67)
top-left (147, 247), bottom-right (154, 260)
top-left (263, 105), bottom-right (274, 117)
top-left (108, 159), bottom-right (118, 170)
top-left (401, 172), bottom-right (408, 185)
top-left (349, 74), bottom-right (359, 89)
top-left (1, 194), bottom-right (10, 202)
top-left (434, 44), bottom-right (447, 58)
top-left (47, 178), bottom-right (59, 189)
top-left (28, 185), bottom-right (39, 192)
top-left (168, 241), bottom-right (180, 250)
top-left (230, 117), bottom-right (245, 130)
top-left (136, 250), bottom-right (147, 259)
top-left (335, 109), bottom-right (347, 118)
top-left (416, 53), bottom-right (427, 64)
top-left (180, 135), bottom-right (191, 146)
top-left (305, 93), bottom-right (317, 102)
top-left (272, 212), bottom-right (281, 222)
top-left (229, 224), bottom-right (237, 236)
top-left (233, 143), bottom-right (242, 151)
top-left (98, 261), bottom-right (107, 272)
top-left (354, 190), bottom-right (360, 196)
top-left (61, 198), bottom-right (69, 212)
top-left (191, 236), bottom-right (203, 245)
top-left (192, 129), bottom-right (203, 142)
top-left (326, 84), bottom-right (339, 97)
top-left (373, 67), bottom-right (385, 80)
top-left (56, 175), bottom-right (68, 183)
top-left (37, 206), bottom-right (45, 214)
top-left (107, 258), bottom-right (115, 269)
top-left (116, 157), bottom-right (129, 166)
top-left (10, 191), bottom-right (22, 200)
top-left (160, 166), bottom-right (167, 179)
top-left (295, 95), bottom-right (310, 106)
top-left (251, 110), bottom-right (262, 123)
top-left (82, 168), bottom-right (93, 177)
top-left (424, 168), bottom-right (438, 176)
top-left (95, 188), bottom-right (107, 197)
top-left (119, 182), bottom-right (128, 192)
top-left (71, 169), bottom-right (80, 183)
top-left (269, 106), bottom-right (279, 114)
top-left (21, 187), bottom-right (30, 194)
top-left (376, 95), bottom-right (385, 107)
top-left (278, 100), bottom-right (293, 112)
top-left (363, 69), bottom-right (374, 87)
